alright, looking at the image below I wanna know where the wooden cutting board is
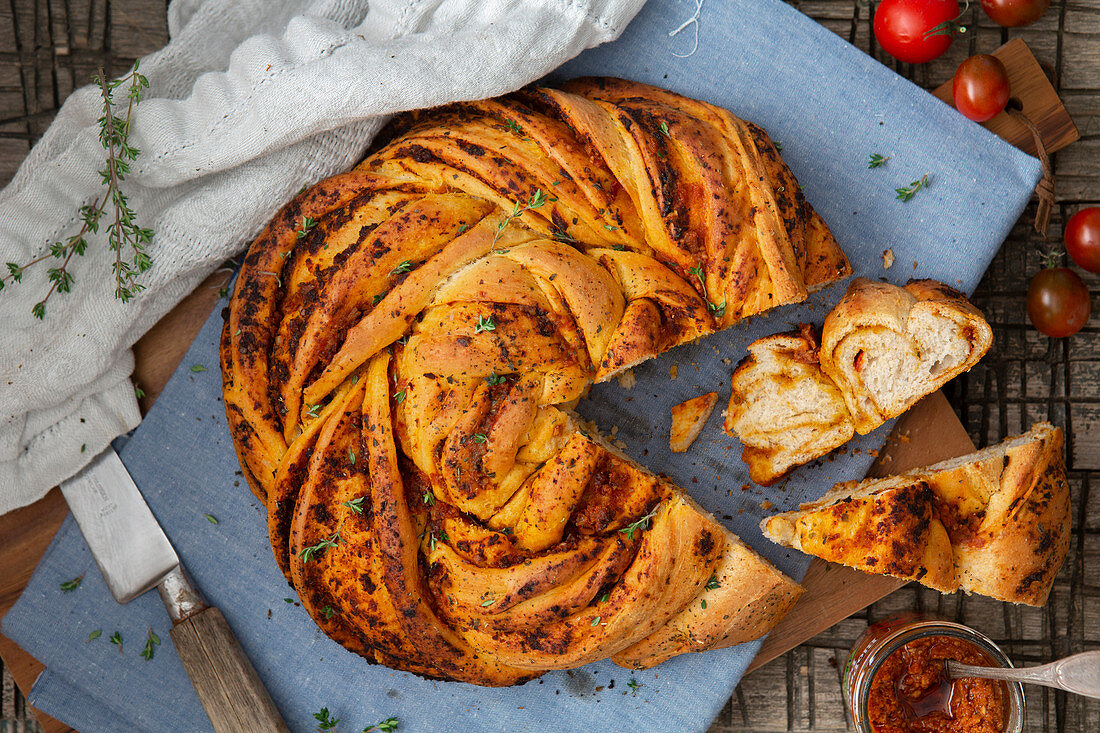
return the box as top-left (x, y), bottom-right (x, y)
top-left (0, 39), bottom-right (1076, 733)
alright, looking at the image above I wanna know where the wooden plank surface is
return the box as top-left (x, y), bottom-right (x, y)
top-left (1, 2), bottom-right (1097, 732)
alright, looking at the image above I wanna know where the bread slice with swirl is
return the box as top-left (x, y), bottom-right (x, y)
top-left (724, 324), bottom-right (855, 485)
top-left (725, 278), bottom-right (991, 485)
top-left (762, 423), bottom-right (1070, 606)
top-left (820, 278), bottom-right (992, 434)
top-left (221, 79), bottom-right (843, 685)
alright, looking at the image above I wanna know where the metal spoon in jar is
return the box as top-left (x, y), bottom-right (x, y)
top-left (946, 650), bottom-right (1100, 699)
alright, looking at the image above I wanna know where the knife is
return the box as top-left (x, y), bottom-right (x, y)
top-left (60, 447), bottom-right (289, 733)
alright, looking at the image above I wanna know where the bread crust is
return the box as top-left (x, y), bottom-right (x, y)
top-left (762, 423), bottom-right (1070, 606)
top-left (221, 79), bottom-right (827, 685)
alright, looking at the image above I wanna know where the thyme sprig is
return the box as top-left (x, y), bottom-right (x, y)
top-left (867, 153), bottom-right (891, 169)
top-left (313, 707), bottom-right (340, 731)
top-left (1, 63), bottom-right (151, 318)
top-left (298, 531), bottom-right (342, 562)
top-left (619, 505), bottom-right (660, 541)
top-left (140, 628), bottom-right (161, 661)
top-left (896, 173), bottom-right (932, 202)
top-left (492, 189), bottom-right (547, 248)
top-left (363, 718), bottom-right (399, 732)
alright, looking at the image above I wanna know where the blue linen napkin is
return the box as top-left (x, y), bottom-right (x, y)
top-left (3, 0), bottom-right (1041, 731)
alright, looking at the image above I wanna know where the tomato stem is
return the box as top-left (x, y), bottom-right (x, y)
top-left (925, 0), bottom-right (972, 39)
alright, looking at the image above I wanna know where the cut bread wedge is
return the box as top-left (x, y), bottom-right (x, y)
top-left (761, 423), bottom-right (1070, 606)
top-left (724, 325), bottom-right (854, 485)
top-left (725, 280), bottom-right (991, 485)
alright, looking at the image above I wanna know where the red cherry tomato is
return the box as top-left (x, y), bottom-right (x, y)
top-left (874, 0), bottom-right (961, 64)
top-left (980, 0), bottom-right (1050, 27)
top-left (952, 55), bottom-right (1011, 122)
top-left (1065, 207), bottom-right (1100, 274)
top-left (1027, 268), bottom-right (1091, 338)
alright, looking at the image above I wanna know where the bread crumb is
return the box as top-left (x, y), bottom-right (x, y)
top-left (721, 357), bottom-right (732, 365)
top-left (617, 370), bottom-right (636, 389)
top-left (882, 249), bottom-right (894, 269)
top-left (670, 364), bottom-right (678, 380)
top-left (610, 425), bottom-right (618, 436)
top-left (669, 392), bottom-right (719, 452)
top-left (913, 260), bottom-right (918, 270)
top-left (760, 500), bottom-right (773, 510)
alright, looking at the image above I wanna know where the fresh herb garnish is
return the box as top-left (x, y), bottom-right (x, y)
top-left (342, 497), bottom-right (366, 514)
top-left (701, 599), bottom-right (707, 609)
top-left (896, 173), bottom-right (932, 202)
top-left (204, 514), bottom-right (219, 525)
top-left (305, 403), bottom-right (322, 419)
top-left (313, 707), bottom-right (340, 731)
top-left (492, 189), bottom-right (548, 247)
top-left (190, 364), bottom-right (207, 373)
top-left (687, 265), bottom-right (706, 289)
top-left (481, 598), bottom-right (496, 607)
top-left (392, 390), bottom-right (406, 404)
top-left (422, 490), bottom-right (435, 506)
top-left (627, 678), bottom-right (642, 695)
top-left (60, 575), bottom-right (84, 592)
top-left (87, 629), bottom-right (102, 642)
top-left (134, 383), bottom-right (145, 400)
top-left (473, 433), bottom-right (488, 444)
top-left (658, 120), bottom-right (670, 136)
top-left (591, 615), bottom-right (601, 626)
top-left (619, 506), bottom-right (659, 541)
top-left (391, 260), bottom-right (414, 275)
top-left (109, 631), bottom-right (123, 652)
top-left (372, 292), bottom-right (386, 305)
top-left (505, 119), bottom-right (524, 135)
top-left (296, 216), bottom-right (318, 240)
top-left (363, 718), bottom-right (399, 733)
top-left (868, 153), bottom-right (891, 169)
top-left (140, 628), bottom-right (161, 660)
top-left (486, 372), bottom-right (507, 386)
top-left (348, 448), bottom-right (357, 465)
top-left (322, 605), bottom-right (336, 619)
top-left (298, 531), bottom-right (342, 562)
top-left (474, 315), bottom-right (496, 334)
top-left (705, 574), bottom-right (720, 590)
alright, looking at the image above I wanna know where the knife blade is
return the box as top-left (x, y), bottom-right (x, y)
top-left (61, 447), bottom-right (289, 733)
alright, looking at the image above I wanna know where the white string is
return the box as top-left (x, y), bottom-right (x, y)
top-left (669, 0), bottom-right (704, 59)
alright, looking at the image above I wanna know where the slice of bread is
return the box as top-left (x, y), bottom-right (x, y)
top-left (725, 280), bottom-right (991, 485)
top-left (724, 325), bottom-right (854, 485)
top-left (761, 423), bottom-right (1070, 606)
top-left (820, 279), bottom-right (992, 434)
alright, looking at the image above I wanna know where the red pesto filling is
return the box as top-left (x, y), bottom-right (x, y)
top-left (868, 636), bottom-right (1006, 733)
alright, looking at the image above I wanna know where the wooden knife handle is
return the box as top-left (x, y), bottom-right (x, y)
top-left (169, 606), bottom-right (290, 732)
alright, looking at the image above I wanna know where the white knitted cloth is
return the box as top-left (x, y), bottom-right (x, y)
top-left (0, 0), bottom-right (645, 515)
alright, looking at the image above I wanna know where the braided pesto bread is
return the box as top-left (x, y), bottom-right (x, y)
top-left (221, 78), bottom-right (850, 685)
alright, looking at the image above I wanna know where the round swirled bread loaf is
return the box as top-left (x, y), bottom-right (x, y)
top-left (221, 78), bottom-right (850, 686)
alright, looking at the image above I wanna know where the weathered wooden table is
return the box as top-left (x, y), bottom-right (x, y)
top-left (1, 1), bottom-right (1098, 731)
